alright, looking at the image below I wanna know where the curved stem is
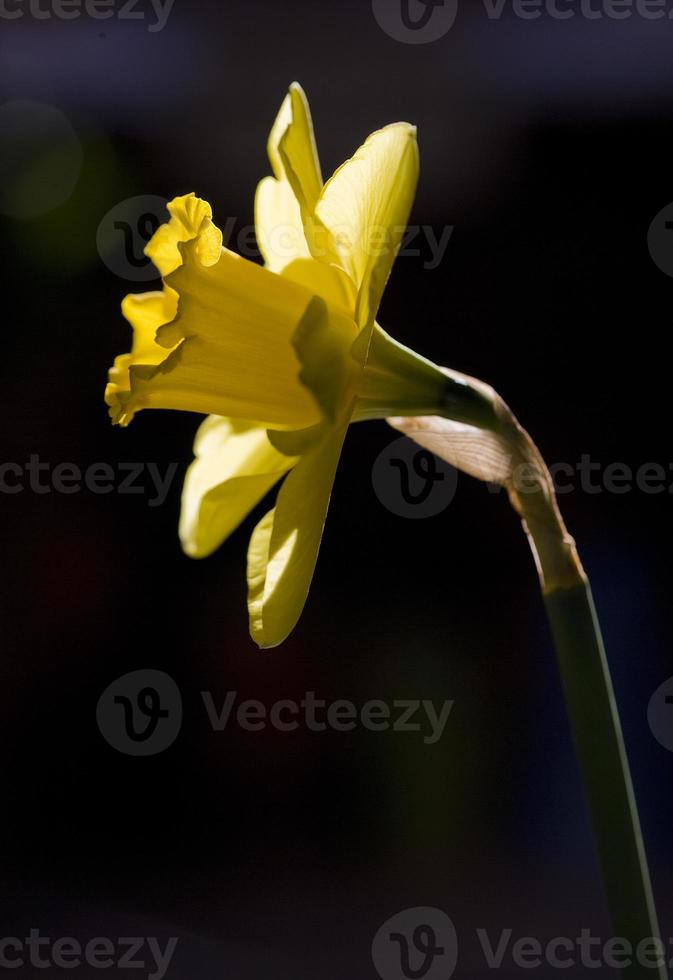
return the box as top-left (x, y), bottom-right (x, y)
top-left (388, 380), bottom-right (667, 980)
top-left (387, 370), bottom-right (665, 975)
top-left (508, 414), bottom-right (666, 980)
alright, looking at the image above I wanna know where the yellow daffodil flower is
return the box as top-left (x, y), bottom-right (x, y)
top-left (102, 86), bottom-right (665, 980)
top-left (105, 83), bottom-right (495, 647)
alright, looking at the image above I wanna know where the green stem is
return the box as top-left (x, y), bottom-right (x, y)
top-left (544, 583), bottom-right (665, 980)
top-left (497, 406), bottom-right (665, 977)
top-left (386, 375), bottom-right (665, 974)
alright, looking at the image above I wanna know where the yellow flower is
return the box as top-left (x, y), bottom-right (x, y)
top-left (105, 83), bottom-right (494, 647)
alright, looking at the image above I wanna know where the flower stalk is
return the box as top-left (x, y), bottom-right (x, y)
top-left (391, 382), bottom-right (665, 980)
top-left (545, 584), bottom-right (665, 980)
top-left (499, 402), bottom-right (665, 980)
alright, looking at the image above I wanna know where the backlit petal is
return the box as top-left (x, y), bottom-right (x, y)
top-left (108, 237), bottom-right (323, 430)
top-left (122, 289), bottom-right (178, 363)
top-left (146, 193), bottom-right (222, 277)
top-left (180, 416), bottom-right (298, 559)
top-left (255, 176), bottom-right (312, 272)
top-left (247, 422), bottom-right (349, 648)
top-left (281, 257), bottom-right (356, 318)
top-left (255, 83), bottom-right (323, 273)
top-left (270, 82), bottom-right (323, 214)
top-left (291, 295), bottom-right (358, 423)
top-left (313, 123), bottom-right (419, 335)
top-left (105, 288), bottom-right (178, 421)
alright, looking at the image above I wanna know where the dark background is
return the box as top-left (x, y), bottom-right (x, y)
top-left (0, 0), bottom-right (671, 976)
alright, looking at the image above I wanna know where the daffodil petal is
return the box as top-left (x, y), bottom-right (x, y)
top-left (146, 193), bottom-right (222, 277)
top-left (267, 423), bottom-right (324, 457)
top-left (247, 422), bottom-right (349, 648)
top-left (291, 295), bottom-right (358, 423)
top-left (105, 288), bottom-right (179, 422)
top-left (122, 289), bottom-right (179, 363)
top-left (312, 123), bottom-right (419, 335)
top-left (107, 193), bottom-right (229, 424)
top-left (255, 83), bottom-right (323, 273)
top-left (281, 257), bottom-right (357, 317)
top-left (108, 238), bottom-right (324, 430)
top-left (271, 82), bottom-right (323, 213)
top-left (180, 416), bottom-right (298, 559)
top-left (255, 177), bottom-right (312, 272)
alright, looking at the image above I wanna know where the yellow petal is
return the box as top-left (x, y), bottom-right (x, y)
top-left (122, 289), bottom-right (179, 363)
top-left (255, 83), bottom-right (323, 273)
top-left (145, 193), bottom-right (222, 277)
top-left (312, 123), bottom-right (419, 335)
top-left (291, 295), bottom-right (358, 423)
top-left (108, 237), bottom-right (324, 430)
top-left (107, 193), bottom-right (226, 424)
top-left (105, 288), bottom-right (178, 422)
top-left (255, 176), bottom-right (312, 273)
top-left (270, 82), bottom-right (323, 214)
top-left (281, 257), bottom-right (357, 318)
top-left (180, 416), bottom-right (298, 559)
top-left (247, 422), bottom-right (349, 648)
